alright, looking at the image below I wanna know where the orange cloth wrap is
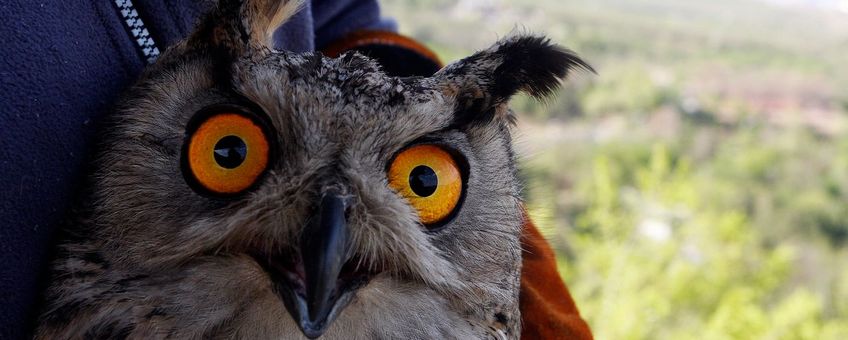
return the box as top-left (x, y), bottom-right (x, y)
top-left (520, 217), bottom-right (593, 340)
top-left (322, 30), bottom-right (442, 66)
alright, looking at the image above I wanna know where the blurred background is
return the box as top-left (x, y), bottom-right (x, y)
top-left (382, 0), bottom-right (848, 338)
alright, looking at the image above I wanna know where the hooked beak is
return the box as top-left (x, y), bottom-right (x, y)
top-left (254, 192), bottom-right (377, 339)
top-left (296, 192), bottom-right (352, 337)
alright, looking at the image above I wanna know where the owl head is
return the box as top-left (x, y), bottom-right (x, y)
top-left (39, 0), bottom-right (590, 338)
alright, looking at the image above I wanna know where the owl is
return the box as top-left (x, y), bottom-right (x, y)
top-left (35, 0), bottom-right (591, 338)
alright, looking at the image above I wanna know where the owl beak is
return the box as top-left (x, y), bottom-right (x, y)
top-left (253, 191), bottom-right (375, 338)
top-left (294, 192), bottom-right (355, 338)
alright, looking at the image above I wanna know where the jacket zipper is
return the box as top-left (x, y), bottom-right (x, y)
top-left (113, 0), bottom-right (161, 64)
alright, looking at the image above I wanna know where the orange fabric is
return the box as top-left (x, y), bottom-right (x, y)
top-left (321, 30), bottom-right (443, 67)
top-left (520, 218), bottom-right (593, 340)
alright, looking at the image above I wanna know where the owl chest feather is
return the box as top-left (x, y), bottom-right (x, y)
top-left (38, 237), bottom-right (518, 340)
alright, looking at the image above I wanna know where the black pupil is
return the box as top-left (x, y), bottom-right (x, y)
top-left (214, 135), bottom-right (247, 169)
top-left (409, 165), bottom-right (438, 197)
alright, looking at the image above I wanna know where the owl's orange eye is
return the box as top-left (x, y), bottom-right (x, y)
top-left (183, 112), bottom-right (271, 195)
top-left (387, 145), bottom-right (464, 226)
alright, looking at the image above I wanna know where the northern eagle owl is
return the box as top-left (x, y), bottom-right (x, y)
top-left (36, 0), bottom-right (591, 338)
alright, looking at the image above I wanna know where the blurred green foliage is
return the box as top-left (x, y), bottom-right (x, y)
top-left (524, 141), bottom-right (848, 339)
top-left (382, 0), bottom-right (848, 337)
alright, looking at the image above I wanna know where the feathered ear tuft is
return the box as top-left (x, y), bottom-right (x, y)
top-left (491, 35), bottom-right (593, 99)
top-left (188, 0), bottom-right (304, 54)
top-left (435, 35), bottom-right (593, 126)
top-left (241, 0), bottom-right (304, 48)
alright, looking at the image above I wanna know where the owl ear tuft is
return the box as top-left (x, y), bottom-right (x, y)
top-left (489, 35), bottom-right (592, 99)
top-left (189, 0), bottom-right (304, 53)
top-left (436, 35), bottom-right (593, 126)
